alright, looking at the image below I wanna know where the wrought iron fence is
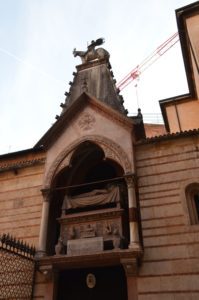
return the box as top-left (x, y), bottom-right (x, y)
top-left (0, 234), bottom-right (36, 300)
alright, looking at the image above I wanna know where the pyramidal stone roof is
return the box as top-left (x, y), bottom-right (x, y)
top-left (59, 39), bottom-right (127, 116)
top-left (34, 40), bottom-right (146, 149)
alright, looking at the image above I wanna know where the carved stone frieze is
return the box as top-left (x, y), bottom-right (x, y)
top-left (60, 219), bottom-right (122, 243)
top-left (59, 208), bottom-right (124, 224)
top-left (57, 208), bottom-right (125, 255)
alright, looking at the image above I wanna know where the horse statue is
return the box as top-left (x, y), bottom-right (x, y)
top-left (73, 38), bottom-right (110, 64)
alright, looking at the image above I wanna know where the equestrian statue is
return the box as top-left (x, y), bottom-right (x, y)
top-left (73, 38), bottom-right (110, 64)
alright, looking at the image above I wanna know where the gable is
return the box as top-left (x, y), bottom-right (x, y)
top-left (39, 93), bottom-right (135, 187)
top-left (35, 93), bottom-right (134, 150)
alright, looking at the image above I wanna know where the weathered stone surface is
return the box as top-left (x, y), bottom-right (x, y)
top-left (67, 237), bottom-right (103, 255)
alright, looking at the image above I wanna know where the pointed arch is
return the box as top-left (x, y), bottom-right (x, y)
top-left (43, 135), bottom-right (132, 189)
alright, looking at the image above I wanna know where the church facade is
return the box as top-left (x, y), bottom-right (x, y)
top-left (0, 2), bottom-right (199, 299)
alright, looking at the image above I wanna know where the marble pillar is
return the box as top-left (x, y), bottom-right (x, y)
top-left (37, 189), bottom-right (51, 257)
top-left (125, 174), bottom-right (140, 250)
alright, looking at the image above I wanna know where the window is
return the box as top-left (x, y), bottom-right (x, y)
top-left (186, 183), bottom-right (199, 224)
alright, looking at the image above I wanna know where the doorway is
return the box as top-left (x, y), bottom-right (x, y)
top-left (57, 265), bottom-right (127, 300)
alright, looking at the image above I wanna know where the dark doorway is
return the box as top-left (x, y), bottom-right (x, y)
top-left (57, 265), bottom-right (127, 300)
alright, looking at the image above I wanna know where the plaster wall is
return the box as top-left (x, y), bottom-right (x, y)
top-left (186, 14), bottom-right (199, 98)
top-left (166, 99), bottom-right (199, 132)
top-left (164, 12), bottom-right (199, 133)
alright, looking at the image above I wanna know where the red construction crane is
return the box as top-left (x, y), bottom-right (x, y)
top-left (116, 32), bottom-right (179, 91)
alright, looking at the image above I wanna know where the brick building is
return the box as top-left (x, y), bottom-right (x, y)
top-left (0, 2), bottom-right (199, 299)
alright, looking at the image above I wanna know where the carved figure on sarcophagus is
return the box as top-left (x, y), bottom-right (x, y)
top-left (55, 183), bottom-right (130, 256)
top-left (61, 184), bottom-right (120, 214)
top-left (55, 237), bottom-right (65, 255)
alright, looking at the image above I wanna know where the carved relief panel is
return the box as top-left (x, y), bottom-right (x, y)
top-left (56, 208), bottom-right (125, 256)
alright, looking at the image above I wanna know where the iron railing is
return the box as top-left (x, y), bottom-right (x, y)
top-left (0, 234), bottom-right (36, 300)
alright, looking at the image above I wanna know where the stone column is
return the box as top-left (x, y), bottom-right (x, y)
top-left (37, 189), bottom-right (51, 257)
top-left (125, 174), bottom-right (140, 250)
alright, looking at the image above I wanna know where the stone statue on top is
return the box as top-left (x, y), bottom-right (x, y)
top-left (73, 38), bottom-right (110, 64)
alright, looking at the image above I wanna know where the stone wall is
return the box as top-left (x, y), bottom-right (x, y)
top-left (0, 151), bottom-right (45, 246)
top-left (0, 151), bottom-right (46, 299)
top-left (136, 134), bottom-right (199, 299)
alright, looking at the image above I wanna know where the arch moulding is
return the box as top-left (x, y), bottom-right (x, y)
top-left (179, 178), bottom-right (199, 225)
top-left (43, 135), bottom-right (132, 189)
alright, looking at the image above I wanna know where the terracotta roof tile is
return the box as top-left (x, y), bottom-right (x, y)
top-left (137, 128), bottom-right (199, 144)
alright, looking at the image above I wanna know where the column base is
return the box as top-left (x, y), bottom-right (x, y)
top-left (128, 242), bottom-right (141, 251)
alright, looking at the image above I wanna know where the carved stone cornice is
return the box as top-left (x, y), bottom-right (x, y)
top-left (36, 248), bottom-right (143, 271)
top-left (58, 208), bottom-right (124, 224)
top-left (76, 58), bottom-right (109, 72)
top-left (0, 157), bottom-right (45, 173)
top-left (89, 100), bottom-right (132, 130)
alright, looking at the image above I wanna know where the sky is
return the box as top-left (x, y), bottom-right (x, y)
top-left (0, 0), bottom-right (194, 155)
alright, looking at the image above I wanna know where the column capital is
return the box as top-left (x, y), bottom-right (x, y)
top-left (41, 188), bottom-right (51, 202)
top-left (124, 173), bottom-right (137, 188)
